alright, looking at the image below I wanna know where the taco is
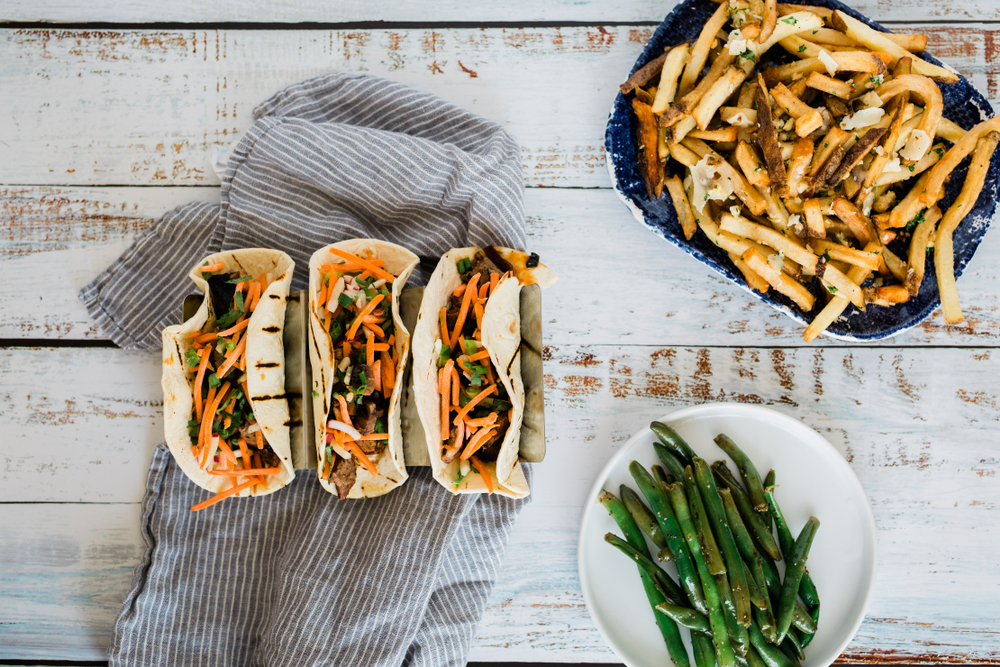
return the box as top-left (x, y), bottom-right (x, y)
top-left (308, 240), bottom-right (419, 499)
top-left (161, 249), bottom-right (296, 511)
top-left (412, 247), bottom-right (556, 497)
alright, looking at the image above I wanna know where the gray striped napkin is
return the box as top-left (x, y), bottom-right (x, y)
top-left (81, 72), bottom-right (531, 667)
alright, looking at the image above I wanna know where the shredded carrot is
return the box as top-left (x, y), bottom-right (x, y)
top-left (362, 314), bottom-right (386, 324)
top-left (346, 294), bottom-right (384, 340)
top-left (465, 412), bottom-right (498, 428)
top-left (355, 433), bottom-right (389, 440)
top-left (323, 308), bottom-right (333, 331)
top-left (468, 349), bottom-right (490, 363)
top-left (343, 440), bottom-right (378, 477)
top-left (198, 262), bottom-right (225, 273)
top-left (238, 437), bottom-right (251, 472)
top-left (209, 467), bottom-right (281, 476)
top-left (235, 280), bottom-right (246, 295)
top-left (336, 394), bottom-right (353, 428)
top-left (453, 284), bottom-right (467, 297)
top-left (326, 260), bottom-right (385, 273)
top-left (358, 269), bottom-right (372, 281)
top-left (259, 273), bottom-right (270, 294)
top-left (478, 282), bottom-right (490, 300)
top-left (451, 365), bottom-right (460, 407)
top-left (223, 416), bottom-right (232, 429)
top-left (439, 309), bottom-right (451, 348)
top-left (190, 478), bottom-right (256, 511)
top-left (246, 280), bottom-right (261, 313)
top-left (217, 318), bottom-right (250, 338)
top-left (199, 382), bottom-right (231, 462)
top-left (217, 438), bottom-right (238, 468)
top-left (439, 361), bottom-right (454, 441)
top-left (326, 248), bottom-right (396, 283)
top-left (460, 425), bottom-right (498, 460)
top-left (381, 350), bottom-right (395, 393)
top-left (490, 272), bottom-right (499, 294)
top-left (452, 384), bottom-right (495, 426)
top-left (469, 455), bottom-right (493, 493)
top-left (216, 335), bottom-right (247, 379)
top-left (254, 428), bottom-right (265, 450)
top-left (450, 272), bottom-right (481, 345)
top-left (372, 359), bottom-right (382, 394)
top-left (192, 346), bottom-right (212, 421)
top-left (474, 302), bottom-right (485, 330)
top-left (342, 341), bottom-right (351, 358)
top-left (193, 332), bottom-right (218, 345)
top-left (366, 330), bottom-right (375, 367)
top-left (317, 279), bottom-right (330, 312)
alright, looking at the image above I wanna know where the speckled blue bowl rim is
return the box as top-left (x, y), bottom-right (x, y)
top-left (606, 0), bottom-right (1000, 341)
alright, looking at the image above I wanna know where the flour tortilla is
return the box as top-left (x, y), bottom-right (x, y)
top-left (162, 248), bottom-right (296, 497)
top-left (308, 240), bottom-right (419, 498)
top-left (412, 247), bottom-right (556, 498)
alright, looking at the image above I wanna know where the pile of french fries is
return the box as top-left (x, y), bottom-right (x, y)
top-left (623, 0), bottom-right (1000, 341)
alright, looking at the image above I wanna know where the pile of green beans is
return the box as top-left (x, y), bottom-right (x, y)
top-left (599, 421), bottom-right (821, 667)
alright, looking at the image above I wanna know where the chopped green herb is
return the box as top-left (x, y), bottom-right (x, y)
top-left (905, 210), bottom-right (926, 232)
top-left (821, 250), bottom-right (831, 262)
top-left (437, 343), bottom-right (451, 368)
top-left (209, 373), bottom-right (221, 388)
top-left (781, 16), bottom-right (797, 24)
top-left (312, 390), bottom-right (319, 398)
top-left (462, 339), bottom-right (479, 355)
top-left (826, 285), bottom-right (839, 295)
top-left (226, 275), bottom-right (253, 284)
top-left (338, 292), bottom-right (354, 307)
top-left (185, 346), bottom-right (200, 368)
top-left (234, 290), bottom-right (244, 312)
top-left (907, 165), bottom-right (915, 172)
top-left (798, 45), bottom-right (807, 53)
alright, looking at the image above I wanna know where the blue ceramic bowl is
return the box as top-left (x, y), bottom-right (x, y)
top-left (606, 0), bottom-right (1000, 340)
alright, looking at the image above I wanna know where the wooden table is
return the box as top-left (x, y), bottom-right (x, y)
top-left (2, 0), bottom-right (999, 664)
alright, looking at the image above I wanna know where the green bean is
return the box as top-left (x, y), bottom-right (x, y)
top-left (658, 546), bottom-right (675, 562)
top-left (749, 624), bottom-right (794, 667)
top-left (733, 651), bottom-right (750, 667)
top-left (765, 483), bottom-right (820, 614)
top-left (651, 421), bottom-right (697, 464)
top-left (792, 601), bottom-right (817, 634)
top-left (598, 492), bottom-right (691, 667)
top-left (656, 602), bottom-right (712, 635)
top-left (746, 645), bottom-right (769, 667)
top-left (666, 481), bottom-right (737, 667)
top-left (753, 604), bottom-right (778, 645)
top-left (779, 639), bottom-right (802, 667)
top-left (692, 633), bottom-right (719, 667)
top-left (784, 628), bottom-right (806, 661)
top-left (716, 572), bottom-right (750, 657)
top-left (683, 468), bottom-right (726, 576)
top-left (742, 559), bottom-right (767, 610)
top-left (604, 532), bottom-right (685, 604)
top-left (712, 462), bottom-right (781, 560)
top-left (654, 441), bottom-right (689, 481)
top-left (714, 434), bottom-right (769, 512)
top-left (776, 517), bottom-right (820, 643)
top-left (621, 485), bottom-right (667, 551)
top-left (758, 552), bottom-right (781, 604)
top-left (762, 469), bottom-right (776, 523)
top-left (630, 461), bottom-right (708, 615)
top-left (653, 464), bottom-right (674, 487)
top-left (798, 629), bottom-right (816, 650)
top-left (693, 458), bottom-right (753, 627)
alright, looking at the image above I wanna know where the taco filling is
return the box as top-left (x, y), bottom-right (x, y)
top-left (184, 265), bottom-right (284, 511)
top-left (314, 249), bottom-right (400, 499)
top-left (436, 250), bottom-right (519, 493)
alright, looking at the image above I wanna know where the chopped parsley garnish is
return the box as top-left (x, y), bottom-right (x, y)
top-left (312, 390), bottom-right (320, 398)
top-left (781, 16), bottom-right (797, 24)
top-left (826, 285), bottom-right (838, 295)
top-left (798, 45), bottom-right (807, 53)
top-left (226, 275), bottom-right (253, 284)
top-left (905, 210), bottom-right (926, 232)
top-left (907, 165), bottom-right (915, 172)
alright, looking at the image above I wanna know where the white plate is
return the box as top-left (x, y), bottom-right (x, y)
top-left (578, 403), bottom-right (877, 667)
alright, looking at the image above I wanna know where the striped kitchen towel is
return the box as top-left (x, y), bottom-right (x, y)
top-left (80, 72), bottom-right (531, 667)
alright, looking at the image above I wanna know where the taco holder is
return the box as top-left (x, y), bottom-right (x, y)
top-left (183, 284), bottom-right (546, 468)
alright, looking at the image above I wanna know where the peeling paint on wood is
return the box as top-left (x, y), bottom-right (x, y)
top-left (0, 25), bottom-right (996, 188)
top-left (2, 345), bottom-right (999, 661)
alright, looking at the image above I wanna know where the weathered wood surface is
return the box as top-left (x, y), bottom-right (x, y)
top-left (0, 24), bottom-right (996, 189)
top-left (4, 186), bottom-right (1000, 345)
top-left (2, 0), bottom-right (997, 24)
top-left (2, 345), bottom-right (998, 661)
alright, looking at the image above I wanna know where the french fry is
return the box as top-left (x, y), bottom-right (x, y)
top-left (810, 239), bottom-right (882, 271)
top-left (735, 140), bottom-right (771, 188)
top-left (805, 71), bottom-right (854, 99)
top-left (885, 32), bottom-right (927, 53)
top-left (787, 137), bottom-right (815, 196)
top-left (721, 106), bottom-right (758, 126)
top-left (668, 141), bottom-right (702, 167)
top-left (802, 27), bottom-right (857, 47)
top-left (682, 138), bottom-right (771, 215)
top-left (719, 213), bottom-right (865, 306)
top-left (679, 2), bottom-right (731, 96)
top-left (832, 196), bottom-right (878, 245)
top-left (737, 81), bottom-right (759, 109)
top-left (666, 115), bottom-right (698, 145)
top-left (661, 49), bottom-right (736, 127)
top-left (740, 247), bottom-right (817, 310)
top-left (810, 127), bottom-right (851, 176)
top-left (652, 44), bottom-right (692, 114)
top-left (875, 74), bottom-right (942, 162)
top-left (868, 284), bottom-right (910, 305)
top-left (764, 58), bottom-right (825, 85)
top-left (665, 174), bottom-right (698, 240)
top-left (693, 66), bottom-right (749, 130)
top-left (771, 82), bottom-right (824, 137)
top-left (823, 126), bottom-right (886, 190)
top-left (831, 10), bottom-right (959, 83)
top-left (729, 251), bottom-right (772, 293)
top-left (906, 206), bottom-right (942, 295)
top-left (755, 74), bottom-right (789, 196)
top-left (804, 247), bottom-right (875, 342)
top-left (921, 115), bottom-right (1000, 207)
top-left (689, 126), bottom-right (740, 142)
top-left (857, 94), bottom-right (908, 203)
top-left (632, 98), bottom-right (663, 200)
top-left (935, 131), bottom-right (1000, 324)
top-left (760, 0), bottom-right (778, 44)
top-left (758, 12), bottom-right (825, 54)
top-left (803, 197), bottom-right (825, 238)
top-left (777, 3), bottom-right (833, 22)
top-left (621, 52), bottom-right (669, 95)
top-left (874, 145), bottom-right (942, 187)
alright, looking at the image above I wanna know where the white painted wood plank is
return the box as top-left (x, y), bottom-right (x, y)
top-left (2, 344), bottom-right (998, 661)
top-left (0, 25), bottom-right (995, 188)
top-left (4, 186), bottom-right (1000, 345)
top-left (1, 0), bottom-right (996, 25)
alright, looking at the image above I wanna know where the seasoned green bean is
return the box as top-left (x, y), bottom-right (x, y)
top-left (604, 532), bottom-right (685, 604)
top-left (630, 461), bottom-right (708, 614)
top-left (714, 434), bottom-right (769, 512)
top-left (776, 517), bottom-right (820, 643)
top-left (692, 633), bottom-right (719, 667)
top-left (712, 462), bottom-right (781, 560)
top-left (654, 441), bottom-right (689, 481)
top-left (694, 458), bottom-right (753, 627)
top-left (653, 464), bottom-right (674, 488)
top-left (765, 482), bottom-right (820, 614)
top-left (621, 485), bottom-right (667, 551)
top-left (656, 602), bottom-right (712, 635)
top-left (651, 421), bottom-right (697, 464)
top-left (684, 467), bottom-right (726, 576)
top-left (666, 481), bottom-right (737, 667)
top-left (743, 559), bottom-right (767, 610)
top-left (749, 624), bottom-right (794, 667)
